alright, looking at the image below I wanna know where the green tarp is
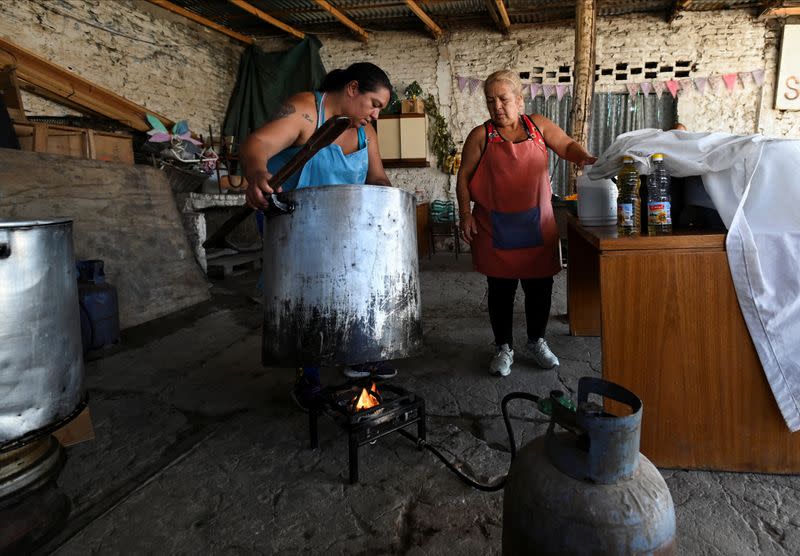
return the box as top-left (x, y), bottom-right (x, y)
top-left (222, 37), bottom-right (326, 159)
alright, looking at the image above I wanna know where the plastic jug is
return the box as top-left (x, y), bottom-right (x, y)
top-left (577, 171), bottom-right (618, 227)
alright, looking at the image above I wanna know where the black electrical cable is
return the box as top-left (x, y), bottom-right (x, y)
top-left (400, 391), bottom-right (542, 492)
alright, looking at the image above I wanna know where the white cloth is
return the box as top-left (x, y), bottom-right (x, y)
top-left (589, 129), bottom-right (800, 431)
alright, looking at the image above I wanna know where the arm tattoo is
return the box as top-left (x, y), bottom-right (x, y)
top-left (272, 102), bottom-right (295, 120)
top-left (302, 113), bottom-right (313, 124)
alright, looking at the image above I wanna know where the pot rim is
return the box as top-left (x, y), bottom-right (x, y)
top-left (0, 218), bottom-right (73, 229)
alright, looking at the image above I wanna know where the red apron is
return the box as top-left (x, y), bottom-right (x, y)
top-left (467, 115), bottom-right (560, 279)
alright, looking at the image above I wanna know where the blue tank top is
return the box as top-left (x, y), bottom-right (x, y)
top-left (266, 92), bottom-right (369, 191)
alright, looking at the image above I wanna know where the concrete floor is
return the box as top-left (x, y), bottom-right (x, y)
top-left (42, 254), bottom-right (800, 555)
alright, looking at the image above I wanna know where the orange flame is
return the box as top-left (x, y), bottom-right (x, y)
top-left (355, 382), bottom-right (380, 411)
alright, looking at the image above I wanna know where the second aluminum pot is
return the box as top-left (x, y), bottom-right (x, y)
top-left (0, 219), bottom-right (85, 449)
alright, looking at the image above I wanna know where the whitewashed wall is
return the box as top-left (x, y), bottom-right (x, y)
top-left (5, 2), bottom-right (799, 202)
top-left (295, 12), bottom-right (800, 201)
top-left (2, 0), bottom-right (243, 135)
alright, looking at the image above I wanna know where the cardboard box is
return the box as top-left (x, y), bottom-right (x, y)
top-left (13, 122), bottom-right (134, 164)
top-left (90, 131), bottom-right (135, 164)
top-left (52, 407), bottom-right (95, 447)
top-left (401, 98), bottom-right (425, 114)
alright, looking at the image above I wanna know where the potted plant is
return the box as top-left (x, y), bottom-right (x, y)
top-left (401, 81), bottom-right (425, 114)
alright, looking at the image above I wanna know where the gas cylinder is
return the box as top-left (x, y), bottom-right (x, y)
top-left (76, 259), bottom-right (120, 351)
top-left (502, 378), bottom-right (676, 555)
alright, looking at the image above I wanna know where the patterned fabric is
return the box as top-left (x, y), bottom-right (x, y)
top-left (485, 115), bottom-right (546, 154)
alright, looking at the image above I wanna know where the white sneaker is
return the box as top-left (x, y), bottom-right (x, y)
top-left (489, 344), bottom-right (514, 376)
top-left (527, 338), bottom-right (559, 368)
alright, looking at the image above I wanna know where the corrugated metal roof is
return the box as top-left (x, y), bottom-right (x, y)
top-left (168, 0), bottom-right (764, 40)
top-left (684, 0), bottom-right (762, 10)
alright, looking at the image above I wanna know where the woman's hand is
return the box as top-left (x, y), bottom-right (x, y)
top-left (576, 154), bottom-right (598, 170)
top-left (455, 126), bottom-right (485, 246)
top-left (245, 171), bottom-right (277, 210)
top-left (460, 213), bottom-right (478, 243)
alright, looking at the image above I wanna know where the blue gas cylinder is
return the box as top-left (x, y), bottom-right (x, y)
top-left (502, 378), bottom-right (676, 555)
top-left (76, 260), bottom-right (120, 351)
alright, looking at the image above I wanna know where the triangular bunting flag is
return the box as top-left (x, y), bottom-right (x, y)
top-left (556, 84), bottom-right (569, 101)
top-left (666, 80), bottom-right (680, 98)
top-left (468, 78), bottom-right (482, 94)
top-left (543, 84), bottom-right (556, 99)
top-left (640, 82), bottom-right (652, 96)
top-left (738, 72), bottom-right (752, 86)
top-left (695, 77), bottom-right (708, 95)
top-left (752, 69), bottom-right (765, 86)
top-left (679, 78), bottom-right (694, 93)
top-left (626, 83), bottom-right (639, 96)
top-left (709, 75), bottom-right (724, 93)
top-left (722, 73), bottom-right (738, 92)
top-left (530, 83), bottom-right (542, 98)
top-left (457, 76), bottom-right (468, 92)
top-left (652, 81), bottom-right (666, 99)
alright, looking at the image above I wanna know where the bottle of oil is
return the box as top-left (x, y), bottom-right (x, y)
top-left (616, 156), bottom-right (640, 236)
top-left (647, 153), bottom-right (673, 235)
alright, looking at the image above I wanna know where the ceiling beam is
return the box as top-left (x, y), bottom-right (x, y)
top-left (226, 0), bottom-right (305, 40)
top-left (758, 0), bottom-right (780, 16)
top-left (488, 0), bottom-right (511, 34)
top-left (312, 0), bottom-right (370, 42)
top-left (144, 0), bottom-right (254, 44)
top-left (0, 37), bottom-right (173, 131)
top-left (484, 0), bottom-right (502, 30)
top-left (762, 5), bottom-right (800, 16)
top-left (405, 0), bottom-right (444, 39)
top-left (668, 0), bottom-right (693, 23)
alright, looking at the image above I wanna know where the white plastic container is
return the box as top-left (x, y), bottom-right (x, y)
top-left (577, 172), bottom-right (618, 227)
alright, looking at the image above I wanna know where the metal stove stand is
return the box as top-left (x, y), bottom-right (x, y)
top-left (309, 383), bottom-right (426, 484)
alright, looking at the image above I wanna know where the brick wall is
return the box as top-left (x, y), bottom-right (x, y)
top-left (2, 0), bottom-right (243, 135)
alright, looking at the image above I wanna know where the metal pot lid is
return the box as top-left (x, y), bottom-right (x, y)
top-left (0, 218), bottom-right (73, 229)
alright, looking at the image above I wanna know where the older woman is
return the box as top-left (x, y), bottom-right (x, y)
top-left (456, 69), bottom-right (596, 377)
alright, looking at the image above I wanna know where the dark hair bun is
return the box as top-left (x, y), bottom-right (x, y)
top-left (320, 63), bottom-right (393, 94)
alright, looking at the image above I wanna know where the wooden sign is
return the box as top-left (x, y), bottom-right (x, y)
top-left (775, 24), bottom-right (800, 110)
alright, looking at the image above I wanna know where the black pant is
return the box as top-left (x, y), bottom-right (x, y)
top-left (487, 276), bottom-right (553, 349)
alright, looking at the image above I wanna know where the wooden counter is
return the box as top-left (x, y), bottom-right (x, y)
top-left (567, 214), bottom-right (800, 472)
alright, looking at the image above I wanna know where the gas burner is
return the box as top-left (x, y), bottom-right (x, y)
top-left (309, 382), bottom-right (426, 484)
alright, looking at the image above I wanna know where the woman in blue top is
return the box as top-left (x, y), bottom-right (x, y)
top-left (241, 63), bottom-right (396, 408)
top-left (243, 62), bottom-right (392, 205)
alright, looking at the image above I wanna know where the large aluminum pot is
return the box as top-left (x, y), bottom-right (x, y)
top-left (262, 185), bottom-right (422, 366)
top-left (0, 220), bottom-right (85, 448)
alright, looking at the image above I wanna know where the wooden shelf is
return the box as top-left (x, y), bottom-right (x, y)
top-left (381, 158), bottom-right (430, 168)
top-left (378, 113), bottom-right (425, 119)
